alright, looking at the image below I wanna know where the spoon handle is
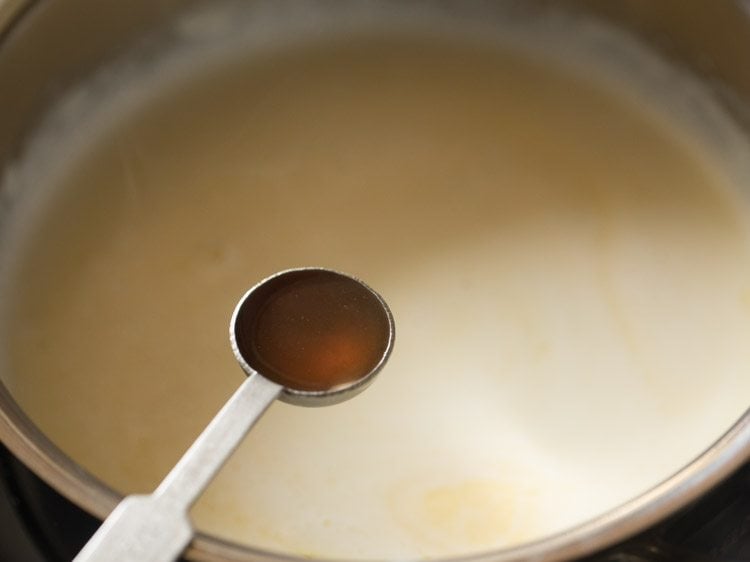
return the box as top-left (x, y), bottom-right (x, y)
top-left (156, 372), bottom-right (282, 508)
top-left (74, 373), bottom-right (282, 562)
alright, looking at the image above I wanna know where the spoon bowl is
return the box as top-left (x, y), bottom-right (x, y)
top-left (232, 268), bottom-right (395, 406)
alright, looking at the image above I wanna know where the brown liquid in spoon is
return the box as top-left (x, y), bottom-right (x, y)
top-left (233, 270), bottom-right (392, 392)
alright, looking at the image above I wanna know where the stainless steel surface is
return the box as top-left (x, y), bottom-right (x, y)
top-left (0, 2), bottom-right (750, 561)
top-left (75, 374), bottom-right (282, 562)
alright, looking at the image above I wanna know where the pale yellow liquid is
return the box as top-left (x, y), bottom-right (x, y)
top-left (3, 12), bottom-right (750, 560)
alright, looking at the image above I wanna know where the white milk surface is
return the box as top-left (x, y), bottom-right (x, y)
top-left (2, 4), bottom-right (750, 559)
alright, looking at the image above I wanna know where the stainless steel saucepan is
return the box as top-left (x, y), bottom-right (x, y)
top-left (1, 1), bottom-right (750, 561)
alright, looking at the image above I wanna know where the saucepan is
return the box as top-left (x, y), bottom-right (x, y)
top-left (1, 1), bottom-right (750, 561)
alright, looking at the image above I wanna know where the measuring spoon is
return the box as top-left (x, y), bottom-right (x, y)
top-left (74, 267), bottom-right (395, 562)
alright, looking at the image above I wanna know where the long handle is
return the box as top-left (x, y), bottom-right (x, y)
top-left (74, 373), bottom-right (282, 562)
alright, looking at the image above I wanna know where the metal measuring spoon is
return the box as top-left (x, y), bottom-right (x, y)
top-left (75, 268), bottom-right (395, 562)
